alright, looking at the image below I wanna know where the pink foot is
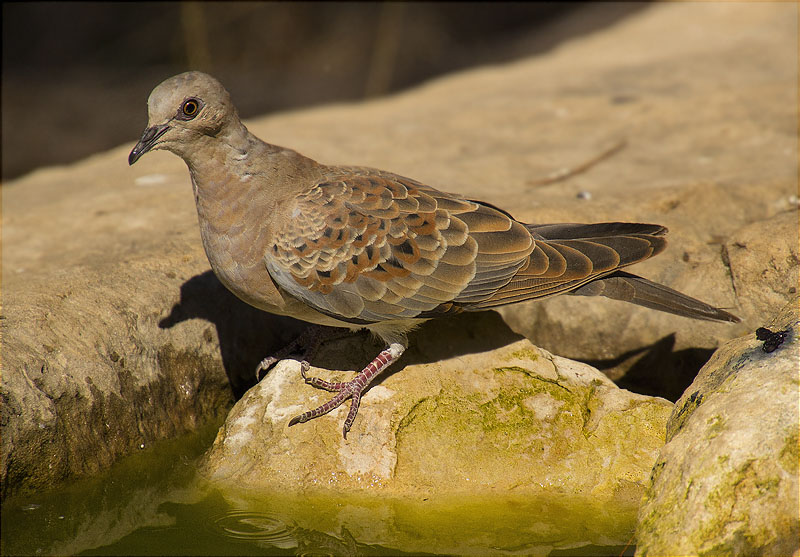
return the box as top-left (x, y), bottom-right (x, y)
top-left (288, 342), bottom-right (406, 438)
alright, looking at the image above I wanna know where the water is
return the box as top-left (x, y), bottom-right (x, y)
top-left (1, 421), bottom-right (636, 556)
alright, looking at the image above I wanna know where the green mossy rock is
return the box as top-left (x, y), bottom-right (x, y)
top-left (201, 337), bottom-right (673, 499)
top-left (636, 297), bottom-right (800, 555)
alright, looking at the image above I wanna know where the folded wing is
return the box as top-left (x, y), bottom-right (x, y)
top-left (265, 171), bottom-right (738, 324)
top-left (265, 168), bottom-right (533, 323)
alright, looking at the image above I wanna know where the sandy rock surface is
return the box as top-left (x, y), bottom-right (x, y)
top-left (636, 297), bottom-right (800, 555)
top-left (2, 1), bottom-right (797, 497)
top-left (200, 312), bottom-right (672, 500)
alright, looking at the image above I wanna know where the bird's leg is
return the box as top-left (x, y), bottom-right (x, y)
top-left (288, 342), bottom-right (406, 438)
top-left (255, 325), bottom-right (349, 381)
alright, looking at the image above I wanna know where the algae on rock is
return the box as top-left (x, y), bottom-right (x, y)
top-left (201, 333), bottom-right (673, 505)
top-left (636, 297), bottom-right (800, 556)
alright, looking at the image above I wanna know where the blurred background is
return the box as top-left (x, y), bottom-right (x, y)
top-left (2, 2), bottom-right (648, 181)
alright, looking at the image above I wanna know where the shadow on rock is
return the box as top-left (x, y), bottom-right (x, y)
top-left (159, 271), bottom-right (307, 398)
top-left (582, 333), bottom-right (715, 402)
top-left (159, 270), bottom-right (708, 404)
top-left (159, 271), bottom-right (526, 397)
top-left (404, 310), bottom-right (526, 364)
top-left (312, 310), bottom-right (527, 381)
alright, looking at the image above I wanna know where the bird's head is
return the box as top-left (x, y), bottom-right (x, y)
top-left (129, 71), bottom-right (239, 165)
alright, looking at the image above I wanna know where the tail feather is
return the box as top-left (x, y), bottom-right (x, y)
top-left (469, 222), bottom-right (668, 308)
top-left (526, 222), bottom-right (667, 240)
top-left (460, 222), bottom-right (739, 323)
top-left (570, 271), bottom-right (740, 323)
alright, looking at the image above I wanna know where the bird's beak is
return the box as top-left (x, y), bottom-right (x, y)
top-left (128, 123), bottom-right (170, 165)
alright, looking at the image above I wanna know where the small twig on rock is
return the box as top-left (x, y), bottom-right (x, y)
top-left (527, 139), bottom-right (627, 187)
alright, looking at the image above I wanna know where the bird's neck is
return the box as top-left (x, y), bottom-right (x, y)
top-left (182, 122), bottom-right (319, 205)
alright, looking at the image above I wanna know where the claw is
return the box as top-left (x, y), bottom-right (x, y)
top-left (254, 325), bottom-right (336, 381)
top-left (342, 393), bottom-right (362, 439)
top-left (255, 356), bottom-right (278, 380)
top-left (288, 414), bottom-right (303, 427)
top-left (288, 389), bottom-right (350, 426)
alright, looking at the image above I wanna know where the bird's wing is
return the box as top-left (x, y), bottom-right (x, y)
top-left (463, 222), bottom-right (669, 308)
top-left (264, 170), bottom-right (534, 323)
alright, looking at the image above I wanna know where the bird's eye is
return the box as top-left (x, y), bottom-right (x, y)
top-left (180, 99), bottom-right (201, 119)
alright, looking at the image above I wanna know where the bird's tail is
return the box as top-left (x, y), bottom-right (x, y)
top-left (466, 221), bottom-right (739, 323)
top-left (569, 270), bottom-right (740, 323)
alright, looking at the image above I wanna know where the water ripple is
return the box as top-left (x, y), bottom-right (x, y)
top-left (211, 510), bottom-right (297, 548)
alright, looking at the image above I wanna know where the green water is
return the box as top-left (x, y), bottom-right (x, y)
top-left (1, 421), bottom-right (636, 556)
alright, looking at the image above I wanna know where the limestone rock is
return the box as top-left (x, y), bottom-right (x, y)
top-left (490, 1), bottom-right (797, 375)
top-left (636, 297), bottom-right (800, 555)
top-left (200, 327), bottom-right (673, 502)
top-left (1, 263), bottom-right (253, 498)
top-left (725, 211), bottom-right (800, 328)
top-left (501, 207), bottom-right (799, 398)
top-left (2, 1), bottom-right (795, 497)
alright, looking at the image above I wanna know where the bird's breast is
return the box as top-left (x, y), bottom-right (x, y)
top-left (191, 172), bottom-right (288, 314)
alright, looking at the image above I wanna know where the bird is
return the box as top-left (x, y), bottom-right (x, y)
top-left (129, 71), bottom-right (739, 438)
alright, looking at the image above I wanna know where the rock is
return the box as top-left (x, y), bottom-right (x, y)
top-left (725, 211), bottom-right (800, 328)
top-left (505, 209), bottom-right (799, 401)
top-left (636, 297), bottom-right (800, 555)
top-left (0, 423), bottom-right (217, 556)
top-left (488, 1), bottom-right (797, 381)
top-left (200, 315), bottom-right (674, 553)
top-left (0, 263), bottom-right (263, 498)
top-left (200, 312), bottom-right (673, 503)
top-left (2, 1), bottom-right (795, 496)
